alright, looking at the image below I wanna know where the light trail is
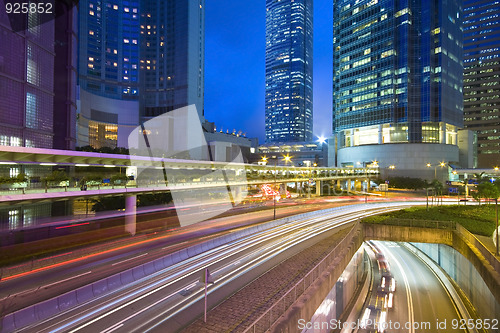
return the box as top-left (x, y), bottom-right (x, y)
top-left (35, 205), bottom-right (411, 333)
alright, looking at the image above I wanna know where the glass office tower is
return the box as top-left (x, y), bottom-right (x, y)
top-left (77, 0), bottom-right (141, 148)
top-left (332, 0), bottom-right (464, 176)
top-left (0, 0), bottom-right (77, 149)
top-left (265, 0), bottom-right (313, 143)
top-left (463, 0), bottom-right (500, 168)
top-left (140, 0), bottom-right (205, 121)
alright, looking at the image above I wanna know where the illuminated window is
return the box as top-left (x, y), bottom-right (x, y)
top-left (25, 93), bottom-right (37, 129)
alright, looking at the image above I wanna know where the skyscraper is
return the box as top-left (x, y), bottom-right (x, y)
top-left (77, 0), bottom-right (141, 149)
top-left (77, 0), bottom-right (205, 149)
top-left (140, 0), bottom-right (205, 120)
top-left (463, 0), bottom-right (500, 168)
top-left (332, 0), bottom-right (465, 177)
top-left (0, 0), bottom-right (77, 149)
top-left (265, 0), bottom-right (313, 143)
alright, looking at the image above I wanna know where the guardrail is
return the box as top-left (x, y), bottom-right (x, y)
top-left (455, 224), bottom-right (500, 280)
top-left (243, 222), bottom-right (362, 333)
top-left (364, 218), bottom-right (457, 230)
top-left (0, 172), bottom-right (379, 197)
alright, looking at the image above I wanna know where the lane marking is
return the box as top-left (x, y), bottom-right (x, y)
top-left (41, 271), bottom-right (92, 289)
top-left (43, 204), bottom-right (415, 332)
top-left (101, 323), bottom-right (123, 333)
top-left (111, 253), bottom-right (148, 266)
top-left (377, 242), bottom-right (414, 333)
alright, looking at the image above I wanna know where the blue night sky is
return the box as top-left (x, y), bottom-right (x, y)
top-left (205, 0), bottom-right (333, 143)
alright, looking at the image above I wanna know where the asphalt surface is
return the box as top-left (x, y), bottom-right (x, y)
top-left (358, 241), bottom-right (466, 333)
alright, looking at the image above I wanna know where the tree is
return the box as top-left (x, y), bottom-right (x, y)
top-left (431, 179), bottom-right (444, 194)
top-left (474, 181), bottom-right (500, 204)
top-left (110, 174), bottom-right (129, 185)
top-left (44, 170), bottom-right (69, 183)
top-left (386, 177), bottom-right (427, 190)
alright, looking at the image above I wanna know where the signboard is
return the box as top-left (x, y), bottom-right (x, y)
top-left (379, 184), bottom-right (388, 191)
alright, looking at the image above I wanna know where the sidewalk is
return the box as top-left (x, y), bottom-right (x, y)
top-left (182, 226), bottom-right (352, 333)
top-left (475, 234), bottom-right (499, 257)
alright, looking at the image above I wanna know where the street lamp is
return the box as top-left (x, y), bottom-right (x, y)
top-left (426, 161), bottom-right (446, 180)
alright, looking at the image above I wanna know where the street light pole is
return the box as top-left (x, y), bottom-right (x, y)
top-left (426, 188), bottom-right (429, 211)
top-left (273, 159), bottom-right (277, 220)
top-left (496, 198), bottom-right (499, 256)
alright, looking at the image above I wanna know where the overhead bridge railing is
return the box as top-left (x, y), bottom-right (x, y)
top-left (0, 145), bottom-right (379, 199)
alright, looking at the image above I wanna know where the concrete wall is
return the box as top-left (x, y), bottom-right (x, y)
top-left (274, 222), bottom-right (500, 332)
top-left (411, 242), bottom-right (500, 319)
top-left (302, 248), bottom-right (367, 333)
top-left (337, 143), bottom-right (459, 181)
top-left (77, 89), bottom-right (139, 148)
top-left (271, 224), bottom-right (365, 332)
top-left (364, 223), bottom-right (500, 308)
top-left (363, 224), bottom-right (454, 246)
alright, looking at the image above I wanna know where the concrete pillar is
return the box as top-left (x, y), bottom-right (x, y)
top-left (232, 185), bottom-right (243, 204)
top-left (125, 194), bottom-right (137, 235)
top-left (440, 122), bottom-right (446, 144)
top-left (316, 180), bottom-right (323, 196)
top-left (378, 124), bottom-right (383, 144)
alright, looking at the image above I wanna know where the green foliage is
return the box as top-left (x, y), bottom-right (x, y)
top-left (386, 177), bottom-right (427, 190)
top-left (473, 181), bottom-right (500, 202)
top-left (362, 205), bottom-right (497, 236)
top-left (44, 170), bottom-right (69, 182)
top-left (0, 173), bottom-right (27, 184)
top-left (110, 174), bottom-right (129, 184)
top-left (14, 173), bottom-right (27, 183)
top-left (86, 174), bottom-right (104, 183)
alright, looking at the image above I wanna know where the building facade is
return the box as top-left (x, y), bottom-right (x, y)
top-left (332, 0), bottom-right (464, 179)
top-left (77, 0), bottom-right (141, 149)
top-left (463, 0), bottom-right (500, 168)
top-left (265, 0), bottom-right (313, 143)
top-left (0, 0), bottom-right (77, 149)
top-left (77, 0), bottom-right (205, 149)
top-left (140, 0), bottom-right (205, 121)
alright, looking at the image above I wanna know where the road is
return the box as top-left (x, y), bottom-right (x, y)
top-left (0, 197), bottom-right (370, 312)
top-left (1, 196), bottom-right (405, 314)
top-left (358, 241), bottom-right (469, 333)
top-left (6, 204), bottom-right (414, 332)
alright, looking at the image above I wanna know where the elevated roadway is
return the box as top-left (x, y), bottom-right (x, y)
top-left (0, 145), bottom-right (378, 205)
